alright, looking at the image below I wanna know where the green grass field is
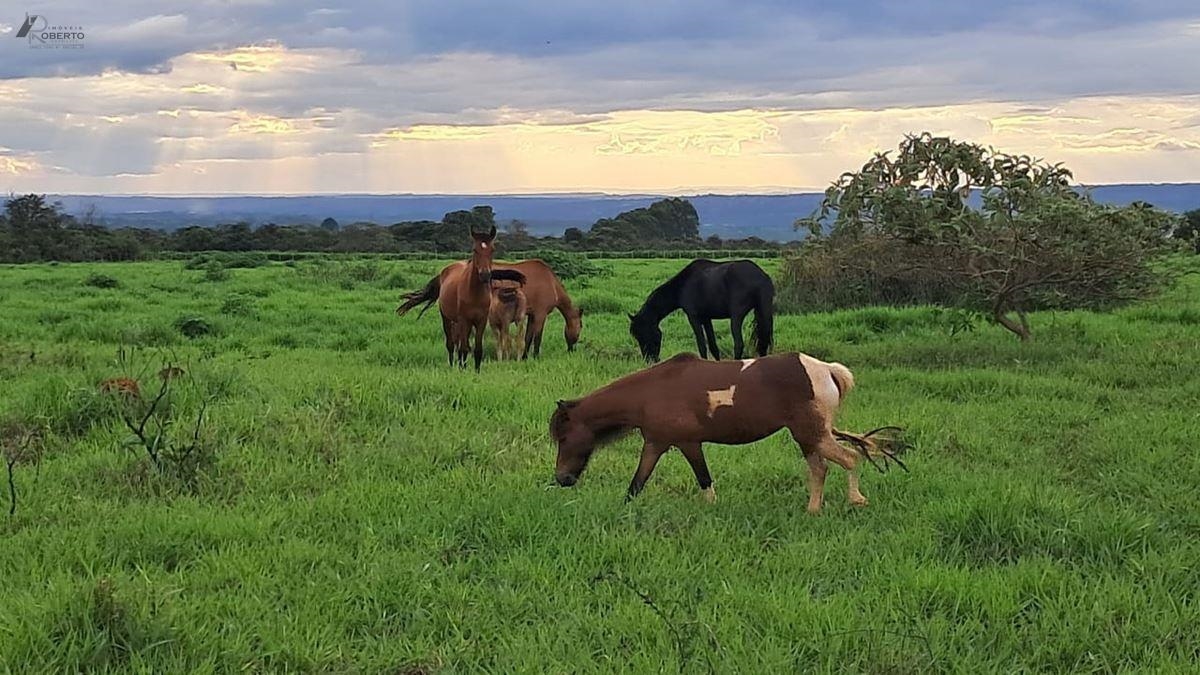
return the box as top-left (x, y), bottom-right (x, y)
top-left (2, 256), bottom-right (1199, 673)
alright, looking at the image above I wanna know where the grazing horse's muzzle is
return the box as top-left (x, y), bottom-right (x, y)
top-left (556, 472), bottom-right (578, 487)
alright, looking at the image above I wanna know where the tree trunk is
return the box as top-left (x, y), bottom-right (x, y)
top-left (993, 309), bottom-right (1032, 341)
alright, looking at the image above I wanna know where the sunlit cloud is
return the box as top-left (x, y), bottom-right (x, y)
top-left (193, 44), bottom-right (291, 73)
top-left (229, 112), bottom-right (300, 135)
top-left (181, 83), bottom-right (226, 95)
top-left (0, 2), bottom-right (1197, 194)
top-left (0, 153), bottom-right (39, 176)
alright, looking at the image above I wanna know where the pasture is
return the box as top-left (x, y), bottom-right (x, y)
top-left (1, 255), bottom-right (1199, 673)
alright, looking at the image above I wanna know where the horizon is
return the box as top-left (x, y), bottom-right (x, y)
top-left (3, 3), bottom-right (1199, 195)
top-left (37, 179), bottom-right (1200, 200)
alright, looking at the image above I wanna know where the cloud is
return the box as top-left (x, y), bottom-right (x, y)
top-left (0, 153), bottom-right (39, 176)
top-left (0, 2), bottom-right (1198, 192)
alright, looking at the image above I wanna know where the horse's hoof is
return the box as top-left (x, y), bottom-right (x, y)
top-left (850, 497), bottom-right (869, 507)
top-left (701, 486), bottom-right (716, 504)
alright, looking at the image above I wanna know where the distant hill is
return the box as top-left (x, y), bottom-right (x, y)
top-left (48, 184), bottom-right (1200, 242)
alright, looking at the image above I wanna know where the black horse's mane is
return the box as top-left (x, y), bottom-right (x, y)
top-left (637, 259), bottom-right (714, 319)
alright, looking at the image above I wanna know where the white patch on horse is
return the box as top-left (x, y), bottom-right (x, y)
top-left (481, 242), bottom-right (489, 249)
top-left (798, 353), bottom-right (839, 413)
top-left (706, 385), bottom-right (736, 417)
top-left (740, 358), bottom-right (756, 372)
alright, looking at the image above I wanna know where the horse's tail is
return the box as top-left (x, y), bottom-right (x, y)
top-left (827, 362), bottom-right (855, 403)
top-left (396, 275), bottom-right (440, 318)
top-left (750, 284), bottom-right (774, 356)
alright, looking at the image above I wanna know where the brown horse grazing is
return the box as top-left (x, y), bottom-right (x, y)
top-left (490, 280), bottom-right (528, 360)
top-left (396, 225), bottom-right (525, 371)
top-left (492, 259), bottom-right (584, 356)
top-left (550, 352), bottom-right (907, 512)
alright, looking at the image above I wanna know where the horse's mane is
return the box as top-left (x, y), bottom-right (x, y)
top-left (638, 260), bottom-right (714, 318)
top-left (549, 399), bottom-right (634, 449)
top-left (549, 404), bottom-right (574, 442)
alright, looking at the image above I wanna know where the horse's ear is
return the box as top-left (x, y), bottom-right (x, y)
top-left (627, 313), bottom-right (635, 321)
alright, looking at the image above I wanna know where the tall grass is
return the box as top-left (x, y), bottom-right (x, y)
top-left (0, 256), bottom-right (1198, 671)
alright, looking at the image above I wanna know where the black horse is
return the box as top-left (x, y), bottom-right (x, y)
top-left (629, 259), bottom-right (774, 362)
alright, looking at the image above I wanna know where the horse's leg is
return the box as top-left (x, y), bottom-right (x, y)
top-left (456, 321), bottom-right (469, 368)
top-left (515, 319), bottom-right (527, 359)
top-left (472, 320), bottom-right (484, 372)
top-left (803, 451), bottom-right (828, 514)
top-left (790, 427), bottom-right (828, 513)
top-left (818, 435), bottom-right (868, 507)
top-left (703, 320), bottom-right (721, 360)
top-left (529, 311), bottom-right (548, 358)
top-left (678, 442), bottom-right (715, 503)
top-left (521, 314), bottom-right (536, 360)
top-left (687, 314), bottom-right (709, 359)
top-left (729, 310), bottom-right (746, 360)
top-left (625, 439), bottom-right (668, 502)
top-left (492, 322), bottom-right (505, 360)
top-left (442, 315), bottom-right (455, 366)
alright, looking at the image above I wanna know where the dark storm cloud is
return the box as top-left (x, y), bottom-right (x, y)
top-left (4, 1), bottom-right (1198, 85)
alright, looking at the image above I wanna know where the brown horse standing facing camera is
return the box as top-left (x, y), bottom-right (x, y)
top-left (396, 225), bottom-right (526, 371)
top-left (490, 280), bottom-right (528, 360)
top-left (549, 352), bottom-right (906, 512)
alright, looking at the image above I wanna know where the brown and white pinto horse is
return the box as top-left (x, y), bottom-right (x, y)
top-left (396, 226), bottom-right (525, 371)
top-left (549, 352), bottom-right (906, 512)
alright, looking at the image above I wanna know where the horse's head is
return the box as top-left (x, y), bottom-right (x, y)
top-left (628, 311), bottom-right (662, 362)
top-left (550, 399), bottom-right (594, 486)
top-left (565, 307), bottom-right (584, 352)
top-left (469, 225), bottom-right (498, 284)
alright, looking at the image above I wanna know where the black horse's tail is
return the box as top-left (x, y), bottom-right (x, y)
top-left (396, 275), bottom-right (440, 318)
top-left (750, 284), bottom-right (774, 356)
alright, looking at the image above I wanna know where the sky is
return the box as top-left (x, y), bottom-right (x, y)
top-left (1, 1), bottom-right (1198, 195)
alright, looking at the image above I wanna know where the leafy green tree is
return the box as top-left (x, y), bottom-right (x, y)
top-left (2, 194), bottom-right (80, 262)
top-left (585, 198), bottom-right (701, 250)
top-left (800, 133), bottom-right (1178, 340)
top-left (333, 223), bottom-right (398, 253)
top-left (442, 206), bottom-right (496, 237)
top-left (562, 227), bottom-right (585, 247)
top-left (172, 225), bottom-right (218, 252)
top-left (645, 197), bottom-right (701, 241)
top-left (500, 219), bottom-right (536, 251)
top-left (1179, 208), bottom-right (1200, 253)
top-left (587, 217), bottom-right (639, 250)
top-left (320, 217), bottom-right (340, 232)
top-left (389, 220), bottom-right (465, 253)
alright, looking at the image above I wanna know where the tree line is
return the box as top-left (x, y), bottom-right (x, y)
top-left (0, 195), bottom-right (784, 263)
